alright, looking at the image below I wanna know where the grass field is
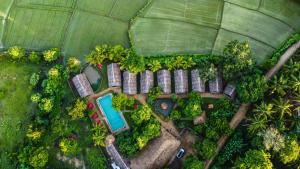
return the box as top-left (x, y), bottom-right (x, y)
top-left (63, 11), bottom-right (129, 60)
top-left (3, 7), bottom-right (72, 50)
top-left (0, 0), bottom-right (148, 61)
top-left (212, 29), bottom-right (274, 64)
top-left (0, 60), bottom-right (37, 151)
top-left (142, 0), bottom-right (223, 28)
top-left (0, 0), bottom-right (299, 63)
top-left (131, 17), bottom-right (217, 56)
top-left (130, 0), bottom-right (300, 64)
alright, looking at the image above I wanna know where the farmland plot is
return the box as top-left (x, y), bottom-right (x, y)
top-left (130, 0), bottom-right (300, 64)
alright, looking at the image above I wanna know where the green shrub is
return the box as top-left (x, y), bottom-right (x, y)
top-left (233, 150), bottom-right (273, 169)
top-left (86, 149), bottom-right (108, 169)
top-left (8, 46), bottom-right (25, 60)
top-left (183, 155), bottom-right (204, 169)
top-left (198, 139), bottom-right (217, 159)
top-left (43, 48), bottom-right (60, 62)
top-left (28, 51), bottom-right (40, 63)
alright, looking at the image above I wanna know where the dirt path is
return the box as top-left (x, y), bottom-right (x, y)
top-left (266, 40), bottom-right (300, 80)
top-left (205, 40), bottom-right (300, 169)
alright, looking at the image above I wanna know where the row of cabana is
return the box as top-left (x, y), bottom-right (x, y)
top-left (107, 63), bottom-right (237, 99)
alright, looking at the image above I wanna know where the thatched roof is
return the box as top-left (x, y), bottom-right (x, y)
top-left (123, 71), bottom-right (137, 95)
top-left (174, 69), bottom-right (188, 94)
top-left (130, 128), bottom-right (180, 169)
top-left (209, 71), bottom-right (223, 93)
top-left (157, 69), bottom-right (171, 94)
top-left (83, 66), bottom-right (101, 85)
top-left (191, 69), bottom-right (205, 92)
top-left (140, 70), bottom-right (154, 94)
top-left (224, 84), bottom-right (236, 99)
top-left (72, 73), bottom-right (94, 98)
top-left (107, 63), bottom-right (121, 87)
top-left (106, 144), bottom-right (130, 169)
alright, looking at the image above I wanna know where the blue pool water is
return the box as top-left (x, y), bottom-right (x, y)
top-left (97, 94), bottom-right (126, 133)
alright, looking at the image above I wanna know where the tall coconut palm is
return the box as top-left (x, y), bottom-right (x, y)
top-left (290, 74), bottom-right (300, 93)
top-left (273, 98), bottom-right (293, 119)
top-left (269, 75), bottom-right (289, 96)
top-left (248, 115), bottom-right (268, 135)
top-left (253, 102), bottom-right (275, 119)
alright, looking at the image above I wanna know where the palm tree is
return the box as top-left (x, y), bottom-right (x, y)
top-left (253, 102), bottom-right (275, 119)
top-left (248, 115), bottom-right (268, 135)
top-left (269, 75), bottom-right (289, 96)
top-left (291, 74), bottom-right (300, 93)
top-left (91, 124), bottom-right (107, 147)
top-left (273, 98), bottom-right (293, 119)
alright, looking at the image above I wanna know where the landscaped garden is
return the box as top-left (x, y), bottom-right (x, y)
top-left (0, 1), bottom-right (300, 169)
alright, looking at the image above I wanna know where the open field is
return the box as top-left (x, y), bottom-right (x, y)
top-left (0, 0), bottom-right (148, 60)
top-left (0, 60), bottom-right (37, 151)
top-left (130, 0), bottom-right (300, 64)
top-left (0, 0), bottom-right (299, 63)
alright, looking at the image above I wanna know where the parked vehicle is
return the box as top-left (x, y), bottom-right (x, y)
top-left (111, 162), bottom-right (121, 169)
top-left (176, 148), bottom-right (185, 159)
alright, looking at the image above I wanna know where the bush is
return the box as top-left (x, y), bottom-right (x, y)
top-left (86, 149), bottom-right (108, 169)
top-left (197, 139), bottom-right (217, 159)
top-left (29, 72), bottom-right (40, 87)
top-left (59, 138), bottom-right (78, 156)
top-left (8, 46), bottom-right (25, 60)
top-left (29, 147), bottom-right (49, 169)
top-left (112, 93), bottom-right (134, 111)
top-left (43, 48), bottom-right (60, 62)
top-left (39, 98), bottom-right (54, 113)
top-left (28, 51), bottom-right (40, 63)
top-left (233, 149), bottom-right (273, 169)
top-left (66, 57), bottom-right (81, 73)
top-left (119, 50), bottom-right (145, 73)
top-left (223, 40), bottom-right (253, 81)
top-left (67, 99), bottom-right (86, 120)
top-left (279, 137), bottom-right (300, 164)
top-left (183, 155), bottom-right (204, 169)
top-left (237, 74), bottom-right (267, 103)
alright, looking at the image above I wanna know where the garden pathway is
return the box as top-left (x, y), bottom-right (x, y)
top-left (204, 40), bottom-right (300, 169)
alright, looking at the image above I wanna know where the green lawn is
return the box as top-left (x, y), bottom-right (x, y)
top-left (0, 60), bottom-right (38, 151)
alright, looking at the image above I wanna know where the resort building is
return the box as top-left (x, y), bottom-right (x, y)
top-left (72, 73), bottom-right (94, 98)
top-left (140, 70), bottom-right (154, 94)
top-left (123, 71), bottom-right (137, 95)
top-left (157, 69), bottom-right (172, 94)
top-left (174, 69), bottom-right (188, 94)
top-left (106, 144), bottom-right (130, 169)
top-left (107, 63), bottom-right (122, 87)
top-left (130, 128), bottom-right (180, 169)
top-left (191, 69), bottom-right (205, 92)
top-left (224, 84), bottom-right (236, 99)
top-left (209, 71), bottom-right (223, 93)
top-left (84, 66), bottom-right (101, 86)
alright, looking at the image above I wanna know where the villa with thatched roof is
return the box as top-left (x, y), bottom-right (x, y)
top-left (107, 63), bottom-right (121, 87)
top-left (174, 69), bottom-right (188, 94)
top-left (72, 73), bottom-right (94, 98)
top-left (157, 69), bottom-right (171, 94)
top-left (191, 69), bottom-right (206, 92)
top-left (130, 128), bottom-right (180, 169)
top-left (140, 70), bottom-right (154, 94)
top-left (209, 71), bottom-right (223, 93)
top-left (224, 84), bottom-right (236, 99)
top-left (123, 71), bottom-right (137, 95)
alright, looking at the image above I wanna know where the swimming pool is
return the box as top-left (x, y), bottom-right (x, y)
top-left (97, 94), bottom-right (127, 133)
